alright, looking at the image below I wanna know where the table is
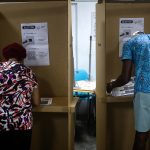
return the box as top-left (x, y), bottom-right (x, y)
top-left (73, 82), bottom-right (96, 136)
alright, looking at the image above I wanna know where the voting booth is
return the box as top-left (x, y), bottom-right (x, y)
top-left (0, 0), bottom-right (77, 150)
top-left (96, 1), bottom-right (150, 150)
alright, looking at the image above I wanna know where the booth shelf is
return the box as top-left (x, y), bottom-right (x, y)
top-left (101, 95), bottom-right (133, 103)
top-left (33, 97), bottom-right (78, 113)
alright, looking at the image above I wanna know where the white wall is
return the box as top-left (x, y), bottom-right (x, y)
top-left (72, 2), bottom-right (96, 80)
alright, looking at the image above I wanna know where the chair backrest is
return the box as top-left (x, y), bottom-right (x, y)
top-left (74, 69), bottom-right (89, 81)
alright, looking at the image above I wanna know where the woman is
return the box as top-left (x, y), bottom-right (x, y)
top-left (0, 42), bottom-right (40, 150)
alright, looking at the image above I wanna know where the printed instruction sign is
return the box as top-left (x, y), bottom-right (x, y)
top-left (119, 18), bottom-right (144, 57)
top-left (21, 22), bottom-right (50, 66)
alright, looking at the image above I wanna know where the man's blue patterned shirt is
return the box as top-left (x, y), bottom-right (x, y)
top-left (122, 34), bottom-right (150, 93)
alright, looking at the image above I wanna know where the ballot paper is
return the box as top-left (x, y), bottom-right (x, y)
top-left (40, 97), bottom-right (52, 105)
top-left (110, 77), bottom-right (135, 96)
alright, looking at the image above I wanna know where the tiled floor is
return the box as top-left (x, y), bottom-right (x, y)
top-left (75, 121), bottom-right (96, 150)
top-left (74, 95), bottom-right (96, 150)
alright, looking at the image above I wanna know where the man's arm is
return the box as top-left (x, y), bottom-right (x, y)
top-left (106, 60), bottom-right (133, 93)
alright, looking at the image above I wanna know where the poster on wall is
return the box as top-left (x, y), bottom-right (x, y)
top-left (119, 18), bottom-right (144, 57)
top-left (21, 22), bottom-right (50, 66)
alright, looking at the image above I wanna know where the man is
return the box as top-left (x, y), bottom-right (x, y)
top-left (107, 32), bottom-right (150, 150)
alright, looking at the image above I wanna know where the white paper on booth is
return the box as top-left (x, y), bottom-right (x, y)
top-left (21, 22), bottom-right (50, 66)
top-left (119, 18), bottom-right (144, 57)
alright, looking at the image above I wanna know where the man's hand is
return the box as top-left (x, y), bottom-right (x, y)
top-left (106, 82), bottom-right (113, 94)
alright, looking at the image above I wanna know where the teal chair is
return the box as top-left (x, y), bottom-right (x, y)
top-left (74, 69), bottom-right (89, 97)
top-left (74, 69), bottom-right (89, 81)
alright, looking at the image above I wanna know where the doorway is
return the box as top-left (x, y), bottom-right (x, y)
top-left (71, 1), bottom-right (97, 149)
